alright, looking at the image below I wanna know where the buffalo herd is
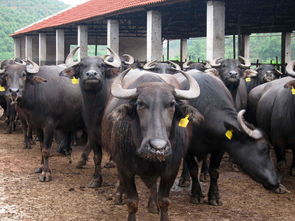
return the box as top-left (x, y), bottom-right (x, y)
top-left (0, 48), bottom-right (294, 221)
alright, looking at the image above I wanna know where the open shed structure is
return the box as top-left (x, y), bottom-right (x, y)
top-left (10, 0), bottom-right (295, 67)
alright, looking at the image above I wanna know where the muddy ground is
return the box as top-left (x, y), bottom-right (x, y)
top-left (0, 119), bottom-right (295, 221)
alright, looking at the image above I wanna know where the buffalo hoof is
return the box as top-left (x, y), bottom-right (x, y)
top-left (104, 161), bottom-right (116, 168)
top-left (231, 163), bottom-right (240, 172)
top-left (88, 178), bottom-right (102, 188)
top-left (190, 196), bottom-right (204, 204)
top-left (114, 192), bottom-right (125, 205)
top-left (30, 140), bottom-right (36, 145)
top-left (76, 160), bottom-right (87, 169)
top-left (178, 177), bottom-right (191, 187)
top-left (39, 172), bottom-right (52, 182)
top-left (147, 202), bottom-right (159, 214)
top-left (208, 199), bottom-right (222, 206)
top-left (34, 167), bottom-right (43, 173)
top-left (273, 184), bottom-right (290, 194)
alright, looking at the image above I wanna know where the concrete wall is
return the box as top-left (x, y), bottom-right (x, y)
top-left (46, 36), bottom-right (56, 65)
top-left (20, 37), bottom-right (26, 59)
top-left (119, 37), bottom-right (147, 61)
top-left (32, 36), bottom-right (39, 63)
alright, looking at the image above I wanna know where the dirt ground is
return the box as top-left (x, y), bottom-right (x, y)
top-left (0, 118), bottom-right (295, 221)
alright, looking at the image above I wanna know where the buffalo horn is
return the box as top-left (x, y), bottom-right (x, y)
top-left (173, 69), bottom-right (200, 99)
top-left (168, 61), bottom-right (181, 71)
top-left (208, 57), bottom-right (222, 68)
top-left (237, 110), bottom-right (263, 140)
top-left (143, 60), bottom-right (157, 70)
top-left (26, 59), bottom-right (40, 74)
top-left (65, 47), bottom-right (80, 67)
top-left (0, 60), bottom-right (5, 74)
top-left (286, 60), bottom-right (295, 76)
top-left (274, 69), bottom-right (283, 75)
top-left (239, 56), bottom-right (251, 68)
top-left (104, 47), bottom-right (121, 68)
top-left (122, 54), bottom-right (135, 65)
top-left (111, 68), bottom-right (137, 99)
top-left (183, 60), bottom-right (191, 69)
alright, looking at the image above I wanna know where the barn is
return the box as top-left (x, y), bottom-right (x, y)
top-left (10, 0), bottom-right (295, 69)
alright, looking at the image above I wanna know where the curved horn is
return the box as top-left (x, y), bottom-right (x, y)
top-left (26, 59), bottom-right (39, 74)
top-left (183, 60), bottom-right (191, 69)
top-left (286, 60), bottom-right (295, 77)
top-left (15, 59), bottom-right (27, 65)
top-left (104, 47), bottom-right (121, 68)
top-left (173, 69), bottom-right (200, 99)
top-left (239, 56), bottom-right (251, 68)
top-left (208, 57), bottom-right (222, 68)
top-left (65, 47), bottom-right (80, 67)
top-left (122, 54), bottom-right (135, 65)
top-left (168, 61), bottom-right (181, 71)
top-left (0, 60), bottom-right (5, 74)
top-left (274, 69), bottom-right (283, 75)
top-left (237, 110), bottom-right (263, 140)
top-left (111, 68), bottom-right (138, 99)
top-left (143, 60), bottom-right (157, 70)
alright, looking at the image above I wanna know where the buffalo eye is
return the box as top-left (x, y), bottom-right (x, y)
top-left (22, 72), bottom-right (26, 77)
top-left (167, 100), bottom-right (176, 108)
top-left (136, 100), bottom-right (147, 109)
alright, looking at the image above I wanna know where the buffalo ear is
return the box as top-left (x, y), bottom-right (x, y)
top-left (284, 80), bottom-right (295, 89)
top-left (107, 104), bottom-right (134, 121)
top-left (105, 67), bottom-right (121, 79)
top-left (224, 122), bottom-right (242, 140)
top-left (28, 75), bottom-right (47, 84)
top-left (243, 69), bottom-right (258, 78)
top-left (59, 64), bottom-right (80, 79)
top-left (176, 103), bottom-right (204, 124)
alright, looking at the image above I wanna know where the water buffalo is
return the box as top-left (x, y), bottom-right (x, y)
top-left (102, 69), bottom-right (202, 221)
top-left (208, 56), bottom-right (251, 111)
top-left (0, 60), bottom-right (84, 181)
top-left (183, 60), bottom-right (206, 72)
top-left (143, 60), bottom-right (181, 74)
top-left (247, 60), bottom-right (295, 175)
top-left (176, 70), bottom-right (287, 205)
top-left (245, 64), bottom-right (282, 92)
top-left (60, 47), bottom-right (122, 187)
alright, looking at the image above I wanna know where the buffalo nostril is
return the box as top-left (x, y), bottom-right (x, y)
top-left (149, 139), bottom-right (167, 150)
top-left (86, 71), bottom-right (98, 76)
top-left (229, 71), bottom-right (238, 77)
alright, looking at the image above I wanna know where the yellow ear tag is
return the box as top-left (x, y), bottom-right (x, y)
top-left (179, 115), bottom-right (190, 128)
top-left (0, 86), bottom-right (5, 92)
top-left (245, 77), bottom-right (251, 82)
top-left (225, 130), bottom-right (233, 140)
top-left (291, 87), bottom-right (295, 95)
top-left (71, 77), bottom-right (79, 85)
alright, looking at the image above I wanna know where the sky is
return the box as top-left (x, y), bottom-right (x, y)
top-left (60, 0), bottom-right (89, 6)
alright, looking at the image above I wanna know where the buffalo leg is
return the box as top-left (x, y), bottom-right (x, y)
top-left (34, 129), bottom-right (43, 173)
top-left (76, 142), bottom-right (92, 168)
top-left (118, 170), bottom-right (138, 221)
top-left (208, 152), bottom-right (223, 206)
top-left (290, 148), bottom-right (295, 176)
top-left (273, 142), bottom-right (286, 173)
top-left (56, 132), bottom-right (72, 164)
top-left (200, 154), bottom-right (209, 182)
top-left (185, 154), bottom-right (204, 204)
top-left (142, 177), bottom-right (158, 214)
top-left (158, 170), bottom-right (179, 221)
top-left (39, 125), bottom-right (54, 182)
top-left (178, 159), bottom-right (191, 187)
top-left (88, 139), bottom-right (103, 188)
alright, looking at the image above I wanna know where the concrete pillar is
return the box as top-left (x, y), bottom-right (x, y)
top-left (281, 32), bottom-right (292, 73)
top-left (147, 10), bottom-right (162, 62)
top-left (180, 39), bottom-right (188, 62)
top-left (39, 33), bottom-right (47, 65)
top-left (78, 25), bottom-right (88, 61)
top-left (238, 34), bottom-right (250, 59)
top-left (56, 29), bottom-right (65, 65)
top-left (25, 36), bottom-right (33, 60)
top-left (206, 0), bottom-right (225, 61)
top-left (14, 38), bottom-right (21, 58)
top-left (107, 19), bottom-right (119, 54)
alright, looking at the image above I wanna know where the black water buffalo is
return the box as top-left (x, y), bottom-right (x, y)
top-left (60, 48), bottom-right (122, 187)
top-left (102, 69), bottom-right (202, 221)
top-left (0, 60), bottom-right (84, 181)
top-left (247, 60), bottom-right (295, 175)
top-left (208, 56), bottom-right (251, 111)
top-left (245, 64), bottom-right (282, 92)
top-left (175, 70), bottom-right (287, 205)
top-left (143, 60), bottom-right (181, 74)
top-left (182, 60), bottom-right (206, 72)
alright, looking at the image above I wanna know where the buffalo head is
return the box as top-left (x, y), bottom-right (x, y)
top-left (143, 60), bottom-right (181, 74)
top-left (109, 69), bottom-right (203, 162)
top-left (245, 64), bottom-right (282, 83)
top-left (60, 47), bottom-right (121, 91)
top-left (0, 59), bottom-right (45, 102)
top-left (183, 61), bottom-right (206, 72)
top-left (209, 56), bottom-right (251, 87)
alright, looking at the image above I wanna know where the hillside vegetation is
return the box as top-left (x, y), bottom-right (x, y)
top-left (0, 0), bottom-right (68, 59)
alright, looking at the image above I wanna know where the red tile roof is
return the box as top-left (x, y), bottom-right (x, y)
top-left (11, 0), bottom-right (166, 36)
